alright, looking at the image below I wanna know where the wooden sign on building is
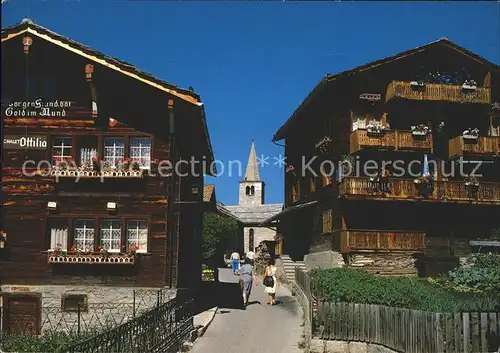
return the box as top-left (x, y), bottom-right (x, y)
top-left (3, 135), bottom-right (48, 149)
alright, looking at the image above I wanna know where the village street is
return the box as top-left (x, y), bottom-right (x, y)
top-left (190, 268), bottom-right (305, 353)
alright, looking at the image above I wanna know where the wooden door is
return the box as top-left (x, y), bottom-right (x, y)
top-left (2, 293), bottom-right (42, 336)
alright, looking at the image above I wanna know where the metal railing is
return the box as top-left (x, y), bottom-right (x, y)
top-left (60, 298), bottom-right (194, 353)
top-left (0, 289), bottom-right (174, 336)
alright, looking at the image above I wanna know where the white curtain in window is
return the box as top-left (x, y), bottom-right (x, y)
top-left (80, 148), bottom-right (97, 165)
top-left (50, 228), bottom-right (68, 251)
top-left (352, 118), bottom-right (367, 131)
top-left (130, 138), bottom-right (151, 168)
top-left (489, 126), bottom-right (499, 137)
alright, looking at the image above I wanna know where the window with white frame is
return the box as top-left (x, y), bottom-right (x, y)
top-left (104, 138), bottom-right (125, 166)
top-left (52, 137), bottom-right (72, 164)
top-left (126, 220), bottom-right (148, 253)
top-left (74, 219), bottom-right (95, 252)
top-left (100, 220), bottom-right (121, 252)
top-left (130, 137), bottom-right (151, 168)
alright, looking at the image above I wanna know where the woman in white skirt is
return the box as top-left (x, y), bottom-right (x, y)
top-left (263, 258), bottom-right (279, 305)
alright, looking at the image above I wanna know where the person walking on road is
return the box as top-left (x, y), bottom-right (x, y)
top-left (239, 258), bottom-right (258, 306)
top-left (245, 249), bottom-right (255, 265)
top-left (230, 250), bottom-right (240, 274)
top-left (263, 258), bottom-right (279, 305)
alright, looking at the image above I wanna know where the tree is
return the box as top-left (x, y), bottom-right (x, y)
top-left (202, 213), bottom-right (239, 268)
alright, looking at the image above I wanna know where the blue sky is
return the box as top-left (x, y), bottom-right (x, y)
top-left (2, 1), bottom-right (499, 205)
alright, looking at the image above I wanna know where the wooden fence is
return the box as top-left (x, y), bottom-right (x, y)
top-left (294, 267), bottom-right (500, 353)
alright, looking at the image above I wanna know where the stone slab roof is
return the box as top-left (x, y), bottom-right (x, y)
top-left (224, 203), bottom-right (283, 225)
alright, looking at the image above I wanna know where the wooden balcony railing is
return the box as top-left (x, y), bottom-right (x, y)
top-left (340, 230), bottom-right (426, 253)
top-left (339, 177), bottom-right (500, 203)
top-left (386, 81), bottom-right (491, 104)
top-left (449, 136), bottom-right (500, 158)
top-left (350, 129), bottom-right (433, 154)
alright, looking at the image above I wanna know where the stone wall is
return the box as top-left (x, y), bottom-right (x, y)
top-left (238, 181), bottom-right (264, 206)
top-left (304, 250), bottom-right (345, 271)
top-left (244, 226), bottom-right (276, 253)
top-left (1, 285), bottom-right (176, 334)
top-left (310, 339), bottom-right (399, 353)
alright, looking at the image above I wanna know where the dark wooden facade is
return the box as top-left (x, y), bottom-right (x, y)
top-left (272, 39), bottom-right (500, 275)
top-left (1, 20), bottom-right (214, 290)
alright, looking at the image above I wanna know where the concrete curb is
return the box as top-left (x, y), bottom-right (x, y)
top-left (195, 307), bottom-right (218, 337)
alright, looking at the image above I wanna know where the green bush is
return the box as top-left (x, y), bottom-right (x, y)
top-left (202, 213), bottom-right (239, 268)
top-left (310, 268), bottom-right (500, 312)
top-left (0, 331), bottom-right (93, 353)
top-left (443, 254), bottom-right (500, 294)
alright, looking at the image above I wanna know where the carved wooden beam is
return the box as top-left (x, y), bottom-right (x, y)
top-left (22, 36), bottom-right (33, 54)
top-left (85, 64), bottom-right (94, 82)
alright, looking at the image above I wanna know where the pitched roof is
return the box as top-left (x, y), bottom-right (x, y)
top-left (1, 19), bottom-right (216, 175)
top-left (216, 201), bottom-right (243, 223)
top-left (224, 203), bottom-right (283, 225)
top-left (273, 38), bottom-right (500, 142)
top-left (244, 140), bottom-right (260, 182)
top-left (203, 184), bottom-right (215, 203)
top-left (1, 18), bottom-right (200, 106)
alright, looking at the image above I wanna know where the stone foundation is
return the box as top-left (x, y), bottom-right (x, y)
top-left (304, 250), bottom-right (345, 271)
top-left (310, 339), bottom-right (399, 353)
top-left (1, 285), bottom-right (176, 334)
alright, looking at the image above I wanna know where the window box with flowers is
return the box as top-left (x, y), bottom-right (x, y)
top-left (461, 79), bottom-right (477, 94)
top-left (410, 124), bottom-right (430, 137)
top-left (50, 158), bottom-right (143, 178)
top-left (409, 81), bottom-right (425, 92)
top-left (462, 128), bottom-right (479, 141)
top-left (48, 244), bottom-right (138, 265)
top-left (366, 124), bottom-right (385, 137)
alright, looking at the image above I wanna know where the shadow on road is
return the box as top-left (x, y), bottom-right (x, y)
top-left (192, 269), bottom-right (245, 315)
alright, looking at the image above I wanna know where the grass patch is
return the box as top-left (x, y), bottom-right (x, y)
top-left (310, 268), bottom-right (500, 312)
top-left (0, 331), bottom-right (96, 353)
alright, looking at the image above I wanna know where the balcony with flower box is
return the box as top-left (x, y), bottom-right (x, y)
top-left (385, 80), bottom-right (491, 104)
top-left (349, 127), bottom-right (433, 154)
top-left (338, 176), bottom-right (500, 204)
top-left (448, 129), bottom-right (500, 158)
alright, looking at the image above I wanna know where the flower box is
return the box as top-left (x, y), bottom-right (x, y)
top-left (366, 124), bottom-right (385, 136)
top-left (409, 81), bottom-right (425, 91)
top-left (50, 168), bottom-right (143, 178)
top-left (461, 80), bottom-right (477, 94)
top-left (462, 128), bottom-right (479, 141)
top-left (410, 124), bottom-right (429, 137)
top-left (47, 252), bottom-right (136, 265)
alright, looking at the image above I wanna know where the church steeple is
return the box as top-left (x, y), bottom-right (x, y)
top-left (244, 140), bottom-right (260, 181)
top-left (239, 140), bottom-right (265, 206)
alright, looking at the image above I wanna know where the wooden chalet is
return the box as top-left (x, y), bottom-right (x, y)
top-left (265, 38), bottom-right (500, 276)
top-left (1, 19), bottom-right (214, 332)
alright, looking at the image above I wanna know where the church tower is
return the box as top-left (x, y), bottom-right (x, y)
top-left (239, 140), bottom-right (265, 206)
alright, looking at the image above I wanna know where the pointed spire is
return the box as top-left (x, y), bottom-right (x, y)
top-left (244, 140), bottom-right (260, 181)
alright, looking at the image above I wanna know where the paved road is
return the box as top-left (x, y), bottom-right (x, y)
top-left (190, 268), bottom-right (304, 353)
